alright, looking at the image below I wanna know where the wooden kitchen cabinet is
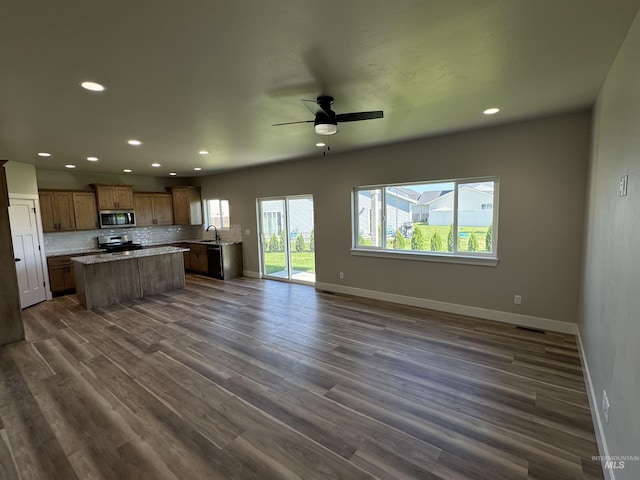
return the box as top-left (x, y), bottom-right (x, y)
top-left (72, 192), bottom-right (99, 230)
top-left (169, 186), bottom-right (202, 225)
top-left (40, 191), bottom-right (76, 232)
top-left (186, 243), bottom-right (208, 274)
top-left (47, 255), bottom-right (77, 295)
top-left (133, 193), bottom-right (174, 226)
top-left (40, 190), bottom-right (99, 232)
top-left (92, 184), bottom-right (134, 210)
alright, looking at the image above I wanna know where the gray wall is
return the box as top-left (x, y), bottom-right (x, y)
top-left (581, 8), bottom-right (640, 480)
top-left (197, 111), bottom-right (591, 325)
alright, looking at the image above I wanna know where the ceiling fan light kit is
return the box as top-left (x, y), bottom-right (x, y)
top-left (315, 123), bottom-right (338, 135)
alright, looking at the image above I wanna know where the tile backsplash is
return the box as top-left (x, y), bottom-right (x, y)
top-left (44, 224), bottom-right (244, 256)
top-left (44, 225), bottom-right (203, 255)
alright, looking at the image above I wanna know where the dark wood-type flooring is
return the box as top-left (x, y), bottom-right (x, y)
top-left (0, 274), bottom-right (603, 479)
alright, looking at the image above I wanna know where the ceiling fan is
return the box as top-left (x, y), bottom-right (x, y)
top-left (272, 95), bottom-right (383, 135)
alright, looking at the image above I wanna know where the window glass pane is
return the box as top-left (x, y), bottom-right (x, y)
top-left (220, 200), bottom-right (230, 228)
top-left (206, 199), bottom-right (230, 228)
top-left (356, 188), bottom-right (383, 248)
top-left (457, 181), bottom-right (495, 253)
top-left (410, 182), bottom-right (454, 252)
top-left (385, 186), bottom-right (415, 250)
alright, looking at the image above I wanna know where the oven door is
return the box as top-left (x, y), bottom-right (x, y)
top-left (99, 210), bottom-right (136, 228)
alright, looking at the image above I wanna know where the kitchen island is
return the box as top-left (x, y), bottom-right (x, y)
top-left (72, 246), bottom-right (188, 309)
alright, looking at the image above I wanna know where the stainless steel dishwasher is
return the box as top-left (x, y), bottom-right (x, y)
top-left (206, 243), bottom-right (243, 280)
top-left (206, 244), bottom-right (223, 279)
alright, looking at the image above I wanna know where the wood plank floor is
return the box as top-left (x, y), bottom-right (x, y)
top-left (0, 274), bottom-right (603, 479)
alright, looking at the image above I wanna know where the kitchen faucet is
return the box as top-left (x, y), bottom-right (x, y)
top-left (206, 224), bottom-right (220, 243)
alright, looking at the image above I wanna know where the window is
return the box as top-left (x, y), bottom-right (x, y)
top-left (205, 199), bottom-right (230, 229)
top-left (353, 177), bottom-right (498, 261)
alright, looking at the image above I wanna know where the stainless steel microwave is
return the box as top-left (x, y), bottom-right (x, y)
top-left (99, 210), bottom-right (136, 228)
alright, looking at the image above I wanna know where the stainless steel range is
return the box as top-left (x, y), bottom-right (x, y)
top-left (97, 234), bottom-right (143, 253)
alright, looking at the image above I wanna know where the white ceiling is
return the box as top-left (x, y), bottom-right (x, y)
top-left (1, 1), bottom-right (639, 177)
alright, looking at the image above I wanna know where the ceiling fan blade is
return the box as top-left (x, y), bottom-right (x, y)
top-left (336, 111), bottom-right (384, 123)
top-left (272, 120), bottom-right (314, 126)
top-left (302, 99), bottom-right (328, 116)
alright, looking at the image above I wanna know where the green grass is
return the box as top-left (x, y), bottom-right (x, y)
top-left (360, 223), bottom-right (491, 253)
top-left (263, 244), bottom-right (316, 274)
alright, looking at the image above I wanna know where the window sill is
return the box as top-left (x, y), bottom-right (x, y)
top-left (350, 248), bottom-right (499, 267)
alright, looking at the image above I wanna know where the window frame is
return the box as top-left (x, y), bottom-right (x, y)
top-left (204, 198), bottom-right (231, 230)
top-left (351, 176), bottom-right (499, 266)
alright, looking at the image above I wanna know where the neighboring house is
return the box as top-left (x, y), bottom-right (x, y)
top-left (415, 185), bottom-right (494, 227)
top-left (358, 187), bottom-right (418, 238)
top-left (261, 198), bottom-right (314, 239)
top-left (411, 190), bottom-right (449, 222)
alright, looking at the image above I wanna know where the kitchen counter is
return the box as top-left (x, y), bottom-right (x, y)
top-left (72, 246), bottom-right (188, 264)
top-left (72, 246), bottom-right (188, 309)
top-left (181, 238), bottom-right (241, 246)
top-left (47, 247), bottom-right (105, 258)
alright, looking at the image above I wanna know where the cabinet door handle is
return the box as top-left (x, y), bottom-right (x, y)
top-left (14, 258), bottom-right (21, 262)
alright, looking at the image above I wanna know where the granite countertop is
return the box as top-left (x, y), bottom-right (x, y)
top-left (181, 238), bottom-right (241, 246)
top-left (47, 248), bottom-right (105, 258)
top-left (71, 246), bottom-right (189, 265)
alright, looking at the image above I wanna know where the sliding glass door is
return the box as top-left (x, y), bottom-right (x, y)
top-left (258, 195), bottom-right (315, 284)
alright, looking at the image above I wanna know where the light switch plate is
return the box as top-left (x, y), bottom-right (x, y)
top-left (620, 175), bottom-right (628, 196)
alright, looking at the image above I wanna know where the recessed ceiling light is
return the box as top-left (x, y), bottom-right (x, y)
top-left (169, 172), bottom-right (177, 176)
top-left (483, 107), bottom-right (500, 115)
top-left (198, 150), bottom-right (209, 155)
top-left (87, 156), bottom-right (99, 162)
top-left (37, 152), bottom-right (51, 157)
top-left (80, 81), bottom-right (105, 92)
top-left (65, 164), bottom-right (76, 169)
top-left (128, 139), bottom-right (142, 146)
top-left (193, 167), bottom-right (202, 171)
top-left (316, 142), bottom-right (326, 147)
top-left (151, 163), bottom-right (161, 167)
top-left (123, 169), bottom-right (132, 173)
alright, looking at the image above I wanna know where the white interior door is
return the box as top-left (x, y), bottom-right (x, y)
top-left (9, 198), bottom-right (47, 308)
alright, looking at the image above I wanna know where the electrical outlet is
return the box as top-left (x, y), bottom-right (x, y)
top-left (602, 390), bottom-right (610, 424)
top-left (514, 294), bottom-right (522, 305)
top-left (244, 229), bottom-right (250, 235)
top-left (339, 272), bottom-right (344, 280)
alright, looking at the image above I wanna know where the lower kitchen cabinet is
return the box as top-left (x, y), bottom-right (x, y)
top-left (47, 255), bottom-right (76, 295)
top-left (186, 243), bottom-right (208, 274)
top-left (47, 252), bottom-right (97, 296)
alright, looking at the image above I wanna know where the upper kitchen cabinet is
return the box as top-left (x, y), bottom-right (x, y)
top-left (91, 184), bottom-right (134, 210)
top-left (169, 186), bottom-right (202, 225)
top-left (133, 193), bottom-right (174, 226)
top-left (40, 191), bottom-right (76, 232)
top-left (72, 192), bottom-right (99, 230)
top-left (40, 190), bottom-right (99, 232)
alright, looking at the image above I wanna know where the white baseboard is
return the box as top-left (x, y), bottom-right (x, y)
top-left (577, 330), bottom-right (613, 480)
top-left (314, 282), bottom-right (577, 334)
top-left (243, 270), bottom-right (261, 279)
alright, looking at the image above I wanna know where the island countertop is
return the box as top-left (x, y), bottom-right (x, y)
top-left (72, 246), bottom-right (189, 309)
top-left (71, 246), bottom-right (189, 265)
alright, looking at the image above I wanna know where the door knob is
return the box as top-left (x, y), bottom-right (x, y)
top-left (14, 258), bottom-right (21, 262)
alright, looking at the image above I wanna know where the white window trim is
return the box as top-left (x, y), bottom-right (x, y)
top-left (204, 198), bottom-right (231, 230)
top-left (350, 248), bottom-right (498, 266)
top-left (352, 176), bottom-right (499, 264)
